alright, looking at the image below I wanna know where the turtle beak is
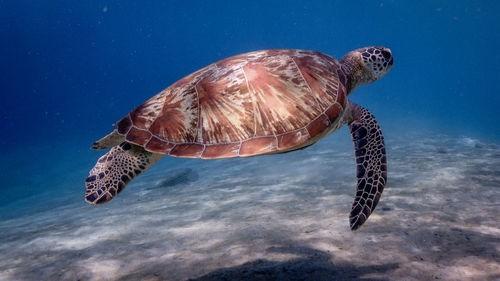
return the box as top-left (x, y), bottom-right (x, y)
top-left (381, 47), bottom-right (394, 67)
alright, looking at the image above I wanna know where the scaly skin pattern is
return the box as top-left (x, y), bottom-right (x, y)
top-left (348, 101), bottom-right (387, 230)
top-left (114, 50), bottom-right (347, 159)
top-left (85, 142), bottom-right (162, 204)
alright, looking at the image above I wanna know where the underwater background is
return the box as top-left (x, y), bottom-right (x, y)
top-left (0, 1), bottom-right (499, 280)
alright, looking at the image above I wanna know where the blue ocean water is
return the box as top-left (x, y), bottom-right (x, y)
top-left (1, 1), bottom-right (499, 280)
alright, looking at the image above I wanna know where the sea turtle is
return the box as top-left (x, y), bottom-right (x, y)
top-left (85, 47), bottom-right (394, 230)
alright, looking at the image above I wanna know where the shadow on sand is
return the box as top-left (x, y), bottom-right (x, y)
top-left (188, 250), bottom-right (398, 281)
top-left (117, 246), bottom-right (398, 281)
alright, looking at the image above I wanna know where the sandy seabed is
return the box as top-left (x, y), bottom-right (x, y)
top-left (0, 130), bottom-right (499, 281)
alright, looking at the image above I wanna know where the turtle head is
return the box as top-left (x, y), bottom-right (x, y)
top-left (340, 46), bottom-right (394, 94)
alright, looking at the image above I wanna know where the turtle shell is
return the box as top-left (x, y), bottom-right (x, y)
top-left (115, 49), bottom-right (347, 159)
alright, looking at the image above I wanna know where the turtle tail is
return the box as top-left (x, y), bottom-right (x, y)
top-left (85, 142), bottom-right (163, 205)
top-left (91, 130), bottom-right (124, 150)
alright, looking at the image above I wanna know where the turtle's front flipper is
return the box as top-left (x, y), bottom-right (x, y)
top-left (348, 102), bottom-right (387, 230)
top-left (85, 142), bottom-right (163, 205)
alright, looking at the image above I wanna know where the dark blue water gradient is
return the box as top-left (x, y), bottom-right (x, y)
top-left (0, 1), bottom-right (499, 205)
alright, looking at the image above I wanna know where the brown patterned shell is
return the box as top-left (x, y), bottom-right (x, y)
top-left (115, 49), bottom-right (347, 159)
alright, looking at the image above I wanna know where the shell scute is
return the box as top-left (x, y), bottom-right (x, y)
top-left (336, 85), bottom-right (346, 107)
top-left (116, 116), bottom-right (132, 135)
top-left (243, 55), bottom-right (319, 136)
top-left (325, 103), bottom-right (343, 123)
top-left (125, 127), bottom-right (151, 146)
top-left (196, 65), bottom-right (254, 143)
top-left (201, 143), bottom-right (240, 159)
top-left (145, 137), bottom-right (175, 154)
top-left (306, 114), bottom-right (331, 138)
top-left (169, 144), bottom-right (204, 158)
top-left (277, 128), bottom-right (310, 150)
top-left (239, 137), bottom-right (278, 156)
top-left (148, 86), bottom-right (199, 143)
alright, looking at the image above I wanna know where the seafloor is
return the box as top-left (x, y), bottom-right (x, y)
top-left (0, 129), bottom-right (499, 281)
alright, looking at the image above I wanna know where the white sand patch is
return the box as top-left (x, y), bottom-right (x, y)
top-left (26, 224), bottom-right (135, 251)
top-left (443, 256), bottom-right (500, 280)
top-left (81, 258), bottom-right (123, 280)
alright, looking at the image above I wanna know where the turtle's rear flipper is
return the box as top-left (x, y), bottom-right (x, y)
top-left (85, 142), bottom-right (163, 205)
top-left (348, 102), bottom-right (387, 230)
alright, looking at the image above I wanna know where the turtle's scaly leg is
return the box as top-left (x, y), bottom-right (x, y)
top-left (85, 142), bottom-right (163, 204)
top-left (348, 101), bottom-right (387, 230)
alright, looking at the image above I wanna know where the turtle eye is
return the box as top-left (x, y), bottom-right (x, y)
top-left (381, 50), bottom-right (391, 60)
